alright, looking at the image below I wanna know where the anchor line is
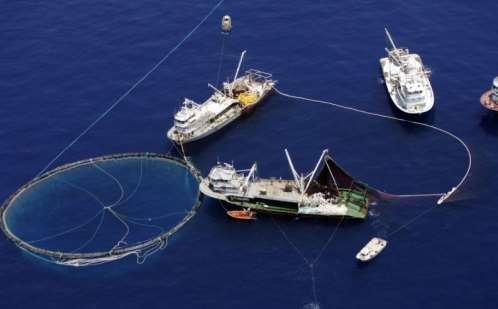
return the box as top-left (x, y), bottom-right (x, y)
top-left (274, 87), bottom-right (472, 203)
top-left (215, 34), bottom-right (227, 87)
top-left (387, 204), bottom-right (438, 238)
top-left (269, 213), bottom-right (346, 307)
top-left (36, 0), bottom-right (225, 177)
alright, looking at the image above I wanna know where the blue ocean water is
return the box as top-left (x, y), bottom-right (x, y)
top-left (1, 0), bottom-right (498, 308)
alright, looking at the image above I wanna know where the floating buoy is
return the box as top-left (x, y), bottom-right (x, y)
top-left (221, 15), bottom-right (232, 33)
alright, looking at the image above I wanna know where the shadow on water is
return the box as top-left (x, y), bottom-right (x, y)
top-left (479, 111), bottom-right (498, 136)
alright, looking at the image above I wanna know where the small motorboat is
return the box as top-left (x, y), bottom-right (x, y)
top-left (226, 209), bottom-right (256, 220)
top-left (356, 237), bottom-right (387, 262)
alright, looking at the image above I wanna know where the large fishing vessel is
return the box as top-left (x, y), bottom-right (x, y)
top-left (380, 28), bottom-right (434, 114)
top-left (200, 149), bottom-right (377, 219)
top-left (167, 50), bottom-right (276, 144)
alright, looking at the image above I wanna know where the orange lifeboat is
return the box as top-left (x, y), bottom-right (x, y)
top-left (226, 209), bottom-right (256, 220)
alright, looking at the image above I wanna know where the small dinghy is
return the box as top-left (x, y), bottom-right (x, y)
top-left (356, 237), bottom-right (387, 262)
top-left (226, 209), bottom-right (256, 221)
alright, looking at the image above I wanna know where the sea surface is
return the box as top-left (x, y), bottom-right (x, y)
top-left (1, 0), bottom-right (498, 308)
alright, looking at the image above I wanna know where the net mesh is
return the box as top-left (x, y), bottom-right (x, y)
top-left (0, 153), bottom-right (201, 267)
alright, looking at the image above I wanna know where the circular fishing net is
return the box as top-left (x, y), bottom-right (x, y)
top-left (0, 153), bottom-right (201, 267)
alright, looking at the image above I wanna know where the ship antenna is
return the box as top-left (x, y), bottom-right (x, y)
top-left (384, 27), bottom-right (397, 50)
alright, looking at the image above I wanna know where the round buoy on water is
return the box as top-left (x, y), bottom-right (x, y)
top-left (221, 15), bottom-right (232, 33)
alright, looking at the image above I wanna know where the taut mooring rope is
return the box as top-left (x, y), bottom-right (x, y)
top-left (37, 0), bottom-right (225, 176)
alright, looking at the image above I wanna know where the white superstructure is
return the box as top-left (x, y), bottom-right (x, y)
top-left (167, 51), bottom-right (275, 144)
top-left (380, 28), bottom-right (434, 114)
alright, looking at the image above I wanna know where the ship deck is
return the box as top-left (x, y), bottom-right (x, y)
top-left (246, 179), bottom-right (301, 202)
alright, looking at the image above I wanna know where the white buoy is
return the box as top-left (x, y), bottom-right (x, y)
top-left (221, 15), bottom-right (232, 33)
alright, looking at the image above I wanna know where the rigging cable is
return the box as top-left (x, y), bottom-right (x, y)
top-left (274, 87), bottom-right (472, 204)
top-left (270, 214), bottom-right (345, 308)
top-left (37, 0), bottom-right (225, 177)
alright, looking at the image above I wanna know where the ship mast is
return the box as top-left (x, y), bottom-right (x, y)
top-left (242, 163), bottom-right (257, 190)
top-left (384, 27), bottom-right (397, 50)
top-left (303, 149), bottom-right (329, 194)
top-left (285, 149), bottom-right (304, 192)
top-left (229, 50), bottom-right (247, 97)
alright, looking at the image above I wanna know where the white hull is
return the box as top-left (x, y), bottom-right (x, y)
top-left (167, 106), bottom-right (241, 144)
top-left (167, 88), bottom-right (272, 144)
top-left (380, 56), bottom-right (434, 114)
top-left (356, 237), bottom-right (387, 262)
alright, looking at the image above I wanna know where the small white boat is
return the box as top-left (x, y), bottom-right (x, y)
top-left (356, 237), bottom-right (387, 262)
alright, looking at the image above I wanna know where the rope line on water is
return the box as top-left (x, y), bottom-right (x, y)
top-left (37, 0), bottom-right (225, 176)
top-left (71, 210), bottom-right (106, 253)
top-left (114, 158), bottom-right (144, 209)
top-left (312, 216), bottom-right (345, 265)
top-left (56, 178), bottom-right (107, 208)
top-left (274, 87), bottom-right (472, 203)
top-left (268, 87), bottom-right (473, 304)
top-left (108, 208), bottom-right (131, 250)
top-left (27, 209), bottom-right (104, 244)
top-left (270, 214), bottom-right (346, 308)
top-left (117, 210), bottom-right (187, 222)
top-left (387, 204), bottom-right (438, 238)
top-left (93, 163), bottom-right (125, 208)
top-left (270, 216), bottom-right (310, 265)
top-left (2, 153), bottom-right (202, 266)
top-left (215, 35), bottom-right (227, 87)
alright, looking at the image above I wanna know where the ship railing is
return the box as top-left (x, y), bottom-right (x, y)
top-left (245, 69), bottom-right (273, 82)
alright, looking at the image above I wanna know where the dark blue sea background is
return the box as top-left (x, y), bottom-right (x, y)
top-left (1, 0), bottom-right (498, 308)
